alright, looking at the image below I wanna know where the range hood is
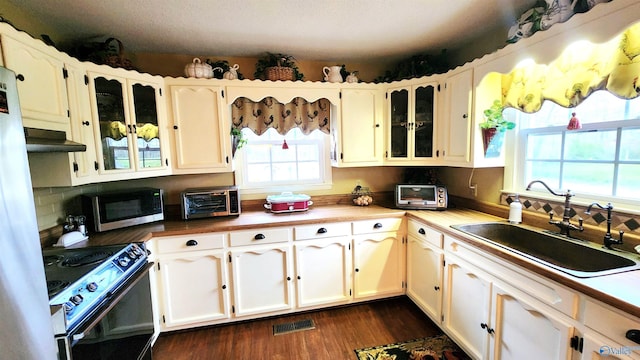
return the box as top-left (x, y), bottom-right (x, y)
top-left (24, 127), bottom-right (87, 153)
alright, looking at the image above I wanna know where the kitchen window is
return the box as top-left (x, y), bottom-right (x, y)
top-left (508, 90), bottom-right (640, 204)
top-left (234, 127), bottom-right (332, 193)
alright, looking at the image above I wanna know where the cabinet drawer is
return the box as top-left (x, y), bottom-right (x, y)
top-left (229, 227), bottom-right (292, 247)
top-left (294, 222), bottom-right (351, 240)
top-left (156, 233), bottom-right (226, 254)
top-left (408, 220), bottom-right (443, 248)
top-left (352, 218), bottom-right (403, 235)
top-left (584, 298), bottom-right (640, 354)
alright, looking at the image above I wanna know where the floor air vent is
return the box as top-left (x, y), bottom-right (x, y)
top-left (273, 319), bottom-right (315, 335)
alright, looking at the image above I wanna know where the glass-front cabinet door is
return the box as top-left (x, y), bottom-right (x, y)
top-left (93, 76), bottom-right (131, 171)
top-left (131, 83), bottom-right (163, 170)
top-left (89, 71), bottom-right (168, 176)
top-left (386, 82), bottom-right (437, 163)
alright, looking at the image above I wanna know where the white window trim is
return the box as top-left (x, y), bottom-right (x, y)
top-left (233, 130), bottom-right (333, 196)
top-left (505, 119), bottom-right (640, 215)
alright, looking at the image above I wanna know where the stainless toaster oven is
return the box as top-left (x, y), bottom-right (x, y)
top-left (395, 184), bottom-right (448, 210)
top-left (181, 186), bottom-right (241, 219)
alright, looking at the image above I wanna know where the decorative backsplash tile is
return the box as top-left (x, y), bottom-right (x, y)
top-left (501, 194), bottom-right (640, 235)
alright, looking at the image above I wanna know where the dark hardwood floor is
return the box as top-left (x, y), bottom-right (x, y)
top-left (152, 296), bottom-right (444, 360)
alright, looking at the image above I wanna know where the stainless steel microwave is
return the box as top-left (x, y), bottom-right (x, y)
top-left (180, 186), bottom-right (241, 220)
top-left (82, 188), bottom-right (164, 232)
top-left (395, 184), bottom-right (448, 210)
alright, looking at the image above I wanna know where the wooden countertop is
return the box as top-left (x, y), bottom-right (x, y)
top-left (406, 209), bottom-right (640, 319)
top-left (62, 204), bottom-right (640, 319)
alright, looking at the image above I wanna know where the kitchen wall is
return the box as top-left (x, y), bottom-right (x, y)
top-left (439, 167), bottom-right (505, 204)
top-left (32, 166), bottom-right (407, 231)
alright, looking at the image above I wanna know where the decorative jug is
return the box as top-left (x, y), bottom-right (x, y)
top-left (322, 66), bottom-right (343, 83)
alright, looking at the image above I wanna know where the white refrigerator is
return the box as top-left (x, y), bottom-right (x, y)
top-left (0, 65), bottom-right (57, 358)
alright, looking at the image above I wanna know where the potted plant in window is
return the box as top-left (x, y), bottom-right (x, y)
top-left (230, 128), bottom-right (247, 158)
top-left (479, 100), bottom-right (516, 157)
top-left (254, 53), bottom-right (304, 81)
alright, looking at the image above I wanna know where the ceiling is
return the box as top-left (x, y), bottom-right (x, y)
top-left (8, 0), bottom-right (538, 62)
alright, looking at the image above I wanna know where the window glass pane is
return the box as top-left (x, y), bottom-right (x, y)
top-left (564, 130), bottom-right (616, 161)
top-left (617, 164), bottom-right (640, 199)
top-left (247, 164), bottom-right (271, 182)
top-left (272, 163), bottom-right (296, 181)
top-left (525, 161), bottom-right (560, 187)
top-left (527, 134), bottom-right (562, 159)
top-left (298, 162), bottom-right (320, 180)
top-left (620, 128), bottom-right (640, 161)
top-left (245, 144), bottom-right (271, 163)
top-left (297, 144), bottom-right (318, 161)
top-left (563, 163), bottom-right (614, 195)
top-left (272, 146), bottom-right (297, 162)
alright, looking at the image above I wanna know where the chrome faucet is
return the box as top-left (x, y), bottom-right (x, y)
top-left (525, 180), bottom-right (583, 237)
top-left (585, 202), bottom-right (624, 250)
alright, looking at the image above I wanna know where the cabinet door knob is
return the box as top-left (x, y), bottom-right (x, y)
top-left (418, 228), bottom-right (426, 235)
top-left (434, 286), bottom-right (440, 291)
top-left (317, 227), bottom-right (327, 234)
top-left (287, 276), bottom-right (291, 281)
top-left (297, 276), bottom-right (301, 280)
top-left (375, 124), bottom-right (380, 128)
top-left (16, 74), bottom-right (25, 81)
top-left (462, 114), bottom-right (468, 119)
top-left (82, 121), bottom-right (90, 126)
top-left (186, 240), bottom-right (198, 246)
top-left (254, 233), bottom-right (266, 240)
top-left (221, 285), bottom-right (227, 290)
top-left (627, 329), bottom-right (640, 344)
top-left (373, 223), bottom-right (383, 229)
top-left (355, 268), bottom-right (359, 272)
top-left (173, 125), bottom-right (178, 129)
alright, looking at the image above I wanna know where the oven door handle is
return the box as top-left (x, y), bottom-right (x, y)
top-left (69, 262), bottom-right (154, 341)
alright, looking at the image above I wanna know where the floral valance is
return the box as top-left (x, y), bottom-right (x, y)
top-left (499, 22), bottom-right (640, 113)
top-left (231, 96), bottom-right (331, 135)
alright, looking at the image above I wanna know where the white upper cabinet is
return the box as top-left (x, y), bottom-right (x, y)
top-left (385, 80), bottom-right (439, 165)
top-left (87, 68), bottom-right (171, 180)
top-left (331, 86), bottom-right (384, 166)
top-left (0, 29), bottom-right (69, 130)
top-left (439, 68), bottom-right (473, 165)
top-left (165, 80), bottom-right (231, 174)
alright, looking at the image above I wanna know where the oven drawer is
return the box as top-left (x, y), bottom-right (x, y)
top-left (294, 222), bottom-right (351, 240)
top-left (352, 218), bottom-right (403, 235)
top-left (156, 233), bottom-right (226, 254)
top-left (229, 227), bottom-right (292, 247)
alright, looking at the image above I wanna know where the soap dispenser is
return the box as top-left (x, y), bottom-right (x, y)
top-left (509, 194), bottom-right (522, 224)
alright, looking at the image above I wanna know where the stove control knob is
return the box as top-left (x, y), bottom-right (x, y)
top-left (70, 294), bottom-right (83, 306)
top-left (63, 301), bottom-right (75, 314)
top-left (131, 245), bottom-right (143, 257)
top-left (127, 250), bottom-right (136, 259)
top-left (118, 257), bottom-right (131, 267)
top-left (86, 282), bottom-right (98, 292)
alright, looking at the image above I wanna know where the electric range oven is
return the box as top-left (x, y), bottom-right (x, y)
top-left (44, 243), bottom-right (154, 360)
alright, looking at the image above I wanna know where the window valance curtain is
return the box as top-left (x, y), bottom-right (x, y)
top-left (231, 96), bottom-right (331, 135)
top-left (499, 22), bottom-right (640, 113)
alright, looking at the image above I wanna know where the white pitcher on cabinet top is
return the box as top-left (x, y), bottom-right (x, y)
top-left (323, 65), bottom-right (343, 83)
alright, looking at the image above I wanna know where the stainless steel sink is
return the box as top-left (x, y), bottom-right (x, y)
top-left (450, 222), bottom-right (640, 278)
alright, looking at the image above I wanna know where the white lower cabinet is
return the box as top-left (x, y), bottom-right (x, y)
top-left (353, 230), bottom-right (404, 299)
top-left (294, 237), bottom-right (351, 308)
top-left (490, 283), bottom-right (574, 360)
top-left (153, 233), bottom-right (230, 331)
top-left (443, 253), bottom-right (492, 359)
top-left (229, 244), bottom-right (294, 317)
top-left (406, 224), bottom-right (443, 324)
